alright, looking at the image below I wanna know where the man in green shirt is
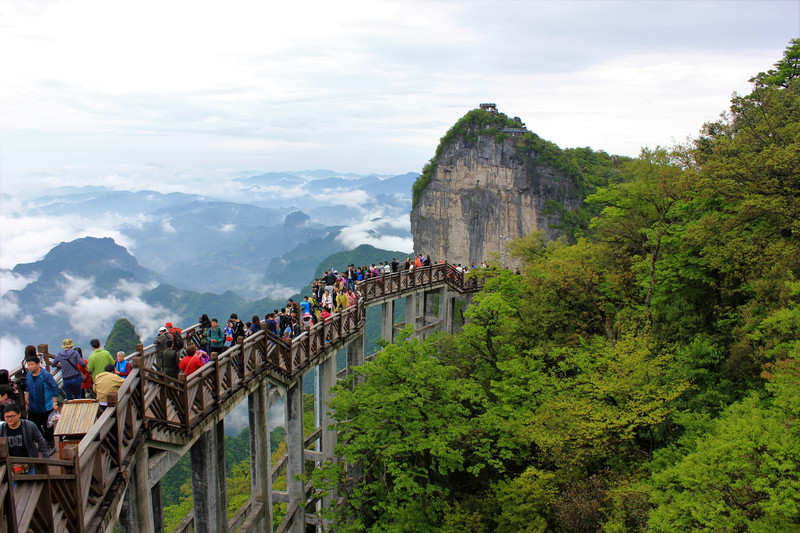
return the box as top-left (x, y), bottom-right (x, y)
top-left (87, 339), bottom-right (115, 381)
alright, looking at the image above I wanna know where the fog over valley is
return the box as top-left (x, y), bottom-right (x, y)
top-left (0, 170), bottom-right (416, 368)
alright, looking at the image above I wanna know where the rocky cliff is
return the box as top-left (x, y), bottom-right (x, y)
top-left (410, 107), bottom-right (584, 267)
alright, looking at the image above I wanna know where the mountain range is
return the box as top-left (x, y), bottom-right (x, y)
top-left (0, 169), bottom-right (417, 368)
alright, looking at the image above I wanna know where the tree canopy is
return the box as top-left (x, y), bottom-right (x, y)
top-left (315, 40), bottom-right (800, 532)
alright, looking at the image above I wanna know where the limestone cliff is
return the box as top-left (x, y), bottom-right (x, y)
top-left (410, 107), bottom-right (584, 267)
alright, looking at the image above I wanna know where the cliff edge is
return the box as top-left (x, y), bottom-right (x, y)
top-left (410, 106), bottom-right (585, 267)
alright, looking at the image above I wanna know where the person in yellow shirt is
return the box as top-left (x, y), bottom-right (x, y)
top-left (93, 364), bottom-right (125, 406)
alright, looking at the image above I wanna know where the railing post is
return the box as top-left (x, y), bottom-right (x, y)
top-left (236, 337), bottom-right (245, 383)
top-left (179, 373), bottom-right (189, 429)
top-left (134, 353), bottom-right (148, 430)
top-left (0, 438), bottom-right (18, 532)
top-left (61, 445), bottom-right (85, 532)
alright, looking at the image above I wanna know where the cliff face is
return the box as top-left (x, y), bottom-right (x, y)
top-left (410, 115), bottom-right (582, 267)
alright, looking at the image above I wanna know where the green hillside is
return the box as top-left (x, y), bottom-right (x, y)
top-left (313, 40), bottom-right (800, 532)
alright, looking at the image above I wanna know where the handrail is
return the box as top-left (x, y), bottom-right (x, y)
top-left (0, 261), bottom-right (484, 532)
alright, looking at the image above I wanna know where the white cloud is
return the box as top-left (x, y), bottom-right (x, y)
top-left (219, 223), bottom-right (237, 233)
top-left (0, 336), bottom-right (26, 372)
top-left (160, 217), bottom-right (176, 234)
top-left (336, 215), bottom-right (414, 253)
top-left (0, 270), bottom-right (39, 297)
top-left (1, 0), bottom-right (796, 186)
top-left (46, 274), bottom-right (171, 342)
top-left (0, 210), bottom-right (138, 269)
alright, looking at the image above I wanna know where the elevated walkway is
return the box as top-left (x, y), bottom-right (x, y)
top-left (0, 262), bottom-right (483, 533)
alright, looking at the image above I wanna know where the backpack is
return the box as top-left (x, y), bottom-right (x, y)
top-left (170, 331), bottom-right (184, 351)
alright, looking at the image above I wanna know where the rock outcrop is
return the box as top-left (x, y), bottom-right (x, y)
top-left (410, 107), bottom-right (583, 267)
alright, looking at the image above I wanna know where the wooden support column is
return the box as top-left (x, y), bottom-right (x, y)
top-left (381, 300), bottom-right (394, 343)
top-left (190, 422), bottom-right (228, 533)
top-left (284, 378), bottom-right (305, 533)
top-left (249, 381), bottom-right (272, 531)
top-left (133, 443), bottom-right (157, 532)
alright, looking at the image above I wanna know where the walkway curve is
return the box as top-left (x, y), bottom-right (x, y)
top-left (0, 262), bottom-right (483, 533)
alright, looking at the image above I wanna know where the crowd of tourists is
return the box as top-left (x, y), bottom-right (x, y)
top-left (0, 338), bottom-right (127, 465)
top-left (0, 253), bottom-right (494, 466)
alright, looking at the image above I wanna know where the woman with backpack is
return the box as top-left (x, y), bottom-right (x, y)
top-left (53, 338), bottom-right (86, 400)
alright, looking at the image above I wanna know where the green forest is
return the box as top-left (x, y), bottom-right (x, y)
top-left (312, 40), bottom-right (800, 532)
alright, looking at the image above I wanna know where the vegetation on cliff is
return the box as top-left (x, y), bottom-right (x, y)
top-left (410, 107), bottom-right (628, 237)
top-left (317, 40), bottom-right (800, 532)
top-left (104, 318), bottom-right (141, 355)
top-left (411, 108), bottom-right (521, 208)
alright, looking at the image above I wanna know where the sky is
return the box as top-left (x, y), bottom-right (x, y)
top-left (0, 0), bottom-right (798, 367)
top-left (1, 0), bottom-right (798, 193)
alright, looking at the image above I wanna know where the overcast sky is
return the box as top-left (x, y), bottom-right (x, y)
top-left (1, 0), bottom-right (798, 190)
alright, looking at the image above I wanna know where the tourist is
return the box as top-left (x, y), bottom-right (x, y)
top-left (53, 338), bottom-right (86, 400)
top-left (179, 345), bottom-right (204, 376)
top-left (94, 364), bottom-right (125, 406)
top-left (0, 385), bottom-right (15, 418)
top-left (250, 315), bottom-right (262, 335)
top-left (224, 320), bottom-right (234, 348)
top-left (320, 289), bottom-right (333, 311)
top-left (229, 314), bottom-right (246, 342)
top-left (76, 347), bottom-right (92, 399)
top-left (155, 327), bottom-right (169, 360)
top-left (115, 351), bottom-right (131, 378)
top-left (24, 355), bottom-right (58, 453)
top-left (0, 402), bottom-right (49, 468)
top-left (87, 339), bottom-right (115, 382)
top-left (207, 318), bottom-right (225, 354)
top-left (199, 314), bottom-right (212, 353)
top-left (336, 289), bottom-right (349, 312)
top-left (161, 339), bottom-right (179, 379)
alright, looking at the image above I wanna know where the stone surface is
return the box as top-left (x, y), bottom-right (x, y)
top-left (410, 127), bottom-right (582, 267)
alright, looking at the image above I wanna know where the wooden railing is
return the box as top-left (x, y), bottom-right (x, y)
top-left (0, 261), bottom-right (483, 532)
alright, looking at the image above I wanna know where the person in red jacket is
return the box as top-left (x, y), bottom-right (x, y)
top-left (178, 345), bottom-right (204, 376)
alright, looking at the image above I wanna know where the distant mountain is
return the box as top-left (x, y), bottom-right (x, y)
top-left (34, 189), bottom-right (200, 216)
top-left (0, 168), bottom-right (417, 366)
top-left (0, 237), bottom-right (284, 358)
top-left (12, 237), bottom-right (162, 295)
top-left (2, 237), bottom-right (165, 358)
top-left (262, 229), bottom-right (348, 291)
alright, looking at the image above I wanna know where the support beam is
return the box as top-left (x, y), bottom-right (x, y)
top-left (249, 382), bottom-right (272, 531)
top-left (318, 352), bottom-right (338, 527)
top-left (439, 286), bottom-right (453, 335)
top-left (405, 292), bottom-right (418, 338)
top-left (190, 423), bottom-right (228, 533)
top-left (284, 378), bottom-right (305, 533)
top-left (319, 355), bottom-right (337, 464)
top-left (152, 481), bottom-right (165, 533)
top-left (346, 332), bottom-right (365, 380)
top-left (381, 300), bottom-right (394, 343)
top-left (133, 443), bottom-right (156, 532)
top-left (118, 483), bottom-right (137, 533)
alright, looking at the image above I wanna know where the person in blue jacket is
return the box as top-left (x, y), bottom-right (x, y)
top-left (24, 354), bottom-right (59, 453)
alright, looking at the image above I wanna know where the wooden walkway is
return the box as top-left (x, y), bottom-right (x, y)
top-left (0, 262), bottom-right (482, 532)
